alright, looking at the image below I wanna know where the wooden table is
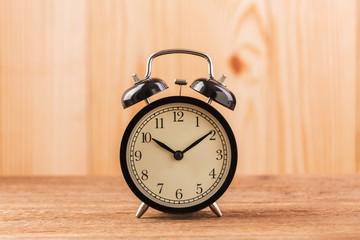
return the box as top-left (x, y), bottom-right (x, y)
top-left (0, 176), bottom-right (359, 239)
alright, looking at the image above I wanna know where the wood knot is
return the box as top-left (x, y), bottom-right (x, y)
top-left (229, 54), bottom-right (246, 75)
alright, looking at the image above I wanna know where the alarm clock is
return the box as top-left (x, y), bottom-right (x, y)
top-left (120, 49), bottom-right (237, 218)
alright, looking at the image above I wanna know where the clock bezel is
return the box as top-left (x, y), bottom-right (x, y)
top-left (120, 96), bottom-right (237, 214)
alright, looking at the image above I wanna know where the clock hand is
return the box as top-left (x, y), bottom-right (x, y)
top-left (182, 130), bottom-right (213, 154)
top-left (152, 138), bottom-right (176, 154)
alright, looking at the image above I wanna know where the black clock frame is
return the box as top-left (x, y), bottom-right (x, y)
top-left (120, 96), bottom-right (237, 214)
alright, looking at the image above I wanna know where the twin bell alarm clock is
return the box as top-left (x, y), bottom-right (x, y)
top-left (120, 49), bottom-right (237, 218)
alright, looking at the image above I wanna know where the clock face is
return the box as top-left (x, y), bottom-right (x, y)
top-left (120, 96), bottom-right (237, 213)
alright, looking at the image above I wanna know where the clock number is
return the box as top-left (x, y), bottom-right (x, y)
top-left (157, 183), bottom-right (164, 194)
top-left (209, 130), bottom-right (216, 140)
top-left (209, 168), bottom-right (216, 179)
top-left (196, 183), bottom-right (203, 194)
top-left (175, 188), bottom-right (183, 199)
top-left (195, 116), bottom-right (199, 127)
top-left (173, 111), bottom-right (184, 122)
top-left (141, 170), bottom-right (148, 180)
top-left (216, 149), bottom-right (223, 160)
top-left (134, 150), bottom-right (142, 161)
top-left (141, 132), bottom-right (152, 143)
top-left (155, 118), bottom-right (164, 129)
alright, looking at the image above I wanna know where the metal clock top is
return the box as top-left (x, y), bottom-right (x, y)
top-left (121, 49), bottom-right (236, 110)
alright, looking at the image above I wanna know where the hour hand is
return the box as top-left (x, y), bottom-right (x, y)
top-left (152, 138), bottom-right (176, 154)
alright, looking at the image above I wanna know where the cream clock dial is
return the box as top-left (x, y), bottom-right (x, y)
top-left (120, 96), bottom-right (237, 213)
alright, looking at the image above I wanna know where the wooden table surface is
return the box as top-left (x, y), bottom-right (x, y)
top-left (0, 176), bottom-right (359, 239)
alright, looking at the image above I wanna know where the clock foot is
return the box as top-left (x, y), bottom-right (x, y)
top-left (136, 202), bottom-right (149, 218)
top-left (209, 202), bottom-right (222, 217)
top-left (145, 98), bottom-right (151, 104)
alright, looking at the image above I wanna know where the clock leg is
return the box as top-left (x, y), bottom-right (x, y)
top-left (145, 98), bottom-right (151, 104)
top-left (136, 202), bottom-right (149, 218)
top-left (209, 202), bottom-right (222, 217)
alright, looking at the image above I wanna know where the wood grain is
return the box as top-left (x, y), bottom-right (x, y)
top-left (0, 176), bottom-right (359, 239)
top-left (0, 0), bottom-right (358, 175)
top-left (0, 0), bottom-right (88, 175)
top-left (356, 0), bottom-right (360, 173)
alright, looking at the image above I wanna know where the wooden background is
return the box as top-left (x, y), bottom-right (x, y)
top-left (0, 0), bottom-right (358, 176)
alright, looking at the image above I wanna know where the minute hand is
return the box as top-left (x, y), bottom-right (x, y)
top-left (182, 131), bottom-right (212, 154)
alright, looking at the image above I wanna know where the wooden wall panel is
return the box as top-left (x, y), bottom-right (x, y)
top-left (0, 0), bottom-right (88, 175)
top-left (265, 0), bottom-right (356, 174)
top-left (0, 0), bottom-right (358, 175)
top-left (87, 0), bottom-right (127, 175)
top-left (356, 0), bottom-right (360, 173)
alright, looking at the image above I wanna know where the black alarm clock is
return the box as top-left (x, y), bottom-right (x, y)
top-left (120, 49), bottom-right (237, 218)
